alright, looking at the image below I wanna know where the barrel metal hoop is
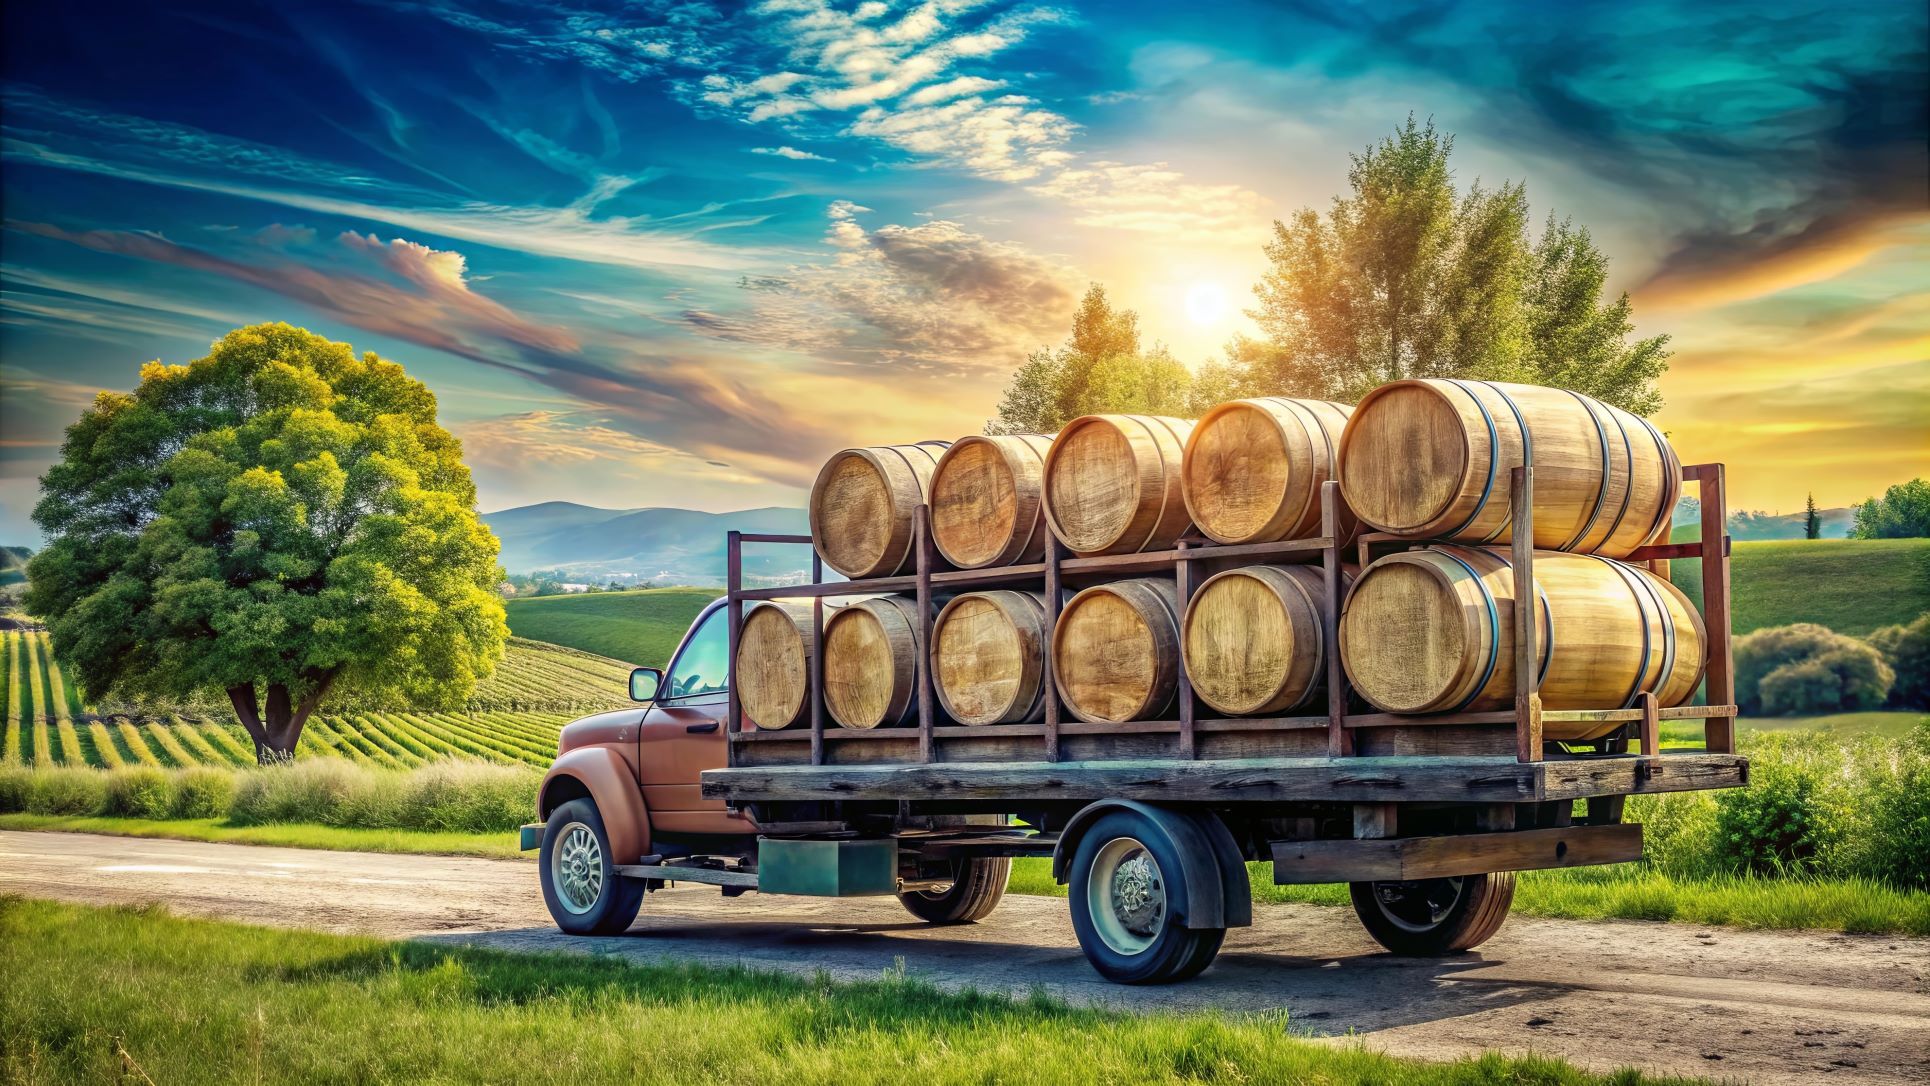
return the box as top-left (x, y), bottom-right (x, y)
top-left (1558, 389), bottom-right (1615, 552)
top-left (1275, 566), bottom-right (1326, 710)
top-left (1440, 380), bottom-right (1502, 540)
top-left (1629, 413), bottom-right (1678, 549)
top-left (1274, 397), bottom-right (1334, 535)
top-left (1489, 551), bottom-right (1556, 688)
top-left (1475, 382), bottom-right (1531, 545)
top-left (1625, 558), bottom-right (1678, 702)
top-left (1588, 555), bottom-right (1655, 708)
top-left (1135, 416), bottom-right (1182, 554)
top-left (1434, 548), bottom-right (1501, 713)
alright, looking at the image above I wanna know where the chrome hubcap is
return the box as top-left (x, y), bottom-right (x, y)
top-left (1087, 836), bottom-right (1165, 955)
top-left (551, 823), bottom-right (604, 914)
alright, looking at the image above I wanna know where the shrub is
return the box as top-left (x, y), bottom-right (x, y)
top-left (171, 767), bottom-right (237, 819)
top-left (1735, 624), bottom-right (1840, 714)
top-left (1866, 612), bottom-right (1930, 709)
top-left (102, 767), bottom-right (175, 820)
top-left (1626, 791), bottom-right (1719, 879)
top-left (1712, 734), bottom-right (1838, 874)
top-left (23, 766), bottom-right (107, 816)
top-left (1758, 644), bottom-right (1894, 715)
top-left (231, 760), bottom-right (391, 827)
top-left (1839, 723), bottom-right (1930, 889)
top-left (398, 761), bottom-right (539, 834)
top-left (0, 764), bottom-right (30, 813)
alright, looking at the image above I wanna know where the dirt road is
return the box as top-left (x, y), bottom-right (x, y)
top-left (3, 830), bottom-right (1924, 1084)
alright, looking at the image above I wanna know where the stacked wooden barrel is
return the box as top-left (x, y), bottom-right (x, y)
top-left (810, 441), bottom-right (950, 578)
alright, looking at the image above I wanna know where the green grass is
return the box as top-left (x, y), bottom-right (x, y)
top-left (0, 897), bottom-right (1703, 1086)
top-left (1010, 858), bottom-right (1930, 936)
top-left (1666, 537), bottom-right (1929, 636)
top-left (0, 630), bottom-right (627, 769)
top-left (0, 814), bottom-right (527, 859)
top-left (1657, 710), bottom-right (1928, 746)
top-left (503, 586), bottom-right (720, 666)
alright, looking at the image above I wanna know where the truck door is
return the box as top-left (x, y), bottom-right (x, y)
top-left (636, 602), bottom-right (747, 837)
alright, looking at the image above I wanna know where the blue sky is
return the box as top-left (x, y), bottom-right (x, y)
top-left (2, 0), bottom-right (1925, 543)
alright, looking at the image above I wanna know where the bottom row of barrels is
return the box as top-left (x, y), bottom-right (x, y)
top-left (734, 548), bottom-right (1707, 744)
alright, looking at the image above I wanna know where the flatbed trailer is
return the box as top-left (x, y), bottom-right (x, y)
top-left (679, 464), bottom-right (1746, 982)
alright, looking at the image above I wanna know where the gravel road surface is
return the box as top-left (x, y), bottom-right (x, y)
top-left (3, 830), bottom-right (1925, 1084)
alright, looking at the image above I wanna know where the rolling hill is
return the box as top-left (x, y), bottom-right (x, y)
top-left (1668, 538), bottom-right (1929, 636)
top-left (480, 502), bottom-right (807, 584)
top-left (502, 586), bottom-right (721, 667)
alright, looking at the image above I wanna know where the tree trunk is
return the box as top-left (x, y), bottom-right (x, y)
top-left (228, 673), bottom-right (337, 765)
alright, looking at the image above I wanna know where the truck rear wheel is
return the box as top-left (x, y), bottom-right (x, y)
top-left (1349, 871), bottom-right (1514, 956)
top-left (898, 856), bottom-right (1010, 924)
top-left (539, 798), bottom-right (645, 936)
top-left (1067, 811), bottom-right (1225, 984)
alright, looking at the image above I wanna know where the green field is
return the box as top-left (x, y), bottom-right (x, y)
top-left (0, 897), bottom-right (1699, 1086)
top-left (0, 630), bottom-right (630, 769)
top-left (1667, 537), bottom-right (1929, 636)
top-left (503, 585), bottom-right (720, 665)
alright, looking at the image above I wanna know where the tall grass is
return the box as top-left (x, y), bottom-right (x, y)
top-left (0, 760), bottom-right (539, 834)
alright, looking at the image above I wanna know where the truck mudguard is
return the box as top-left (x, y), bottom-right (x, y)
top-left (540, 747), bottom-right (650, 864)
top-left (1052, 800), bottom-right (1251, 929)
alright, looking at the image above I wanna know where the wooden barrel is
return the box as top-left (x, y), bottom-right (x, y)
top-left (1339, 546), bottom-right (1706, 738)
top-left (1042, 415), bottom-right (1194, 556)
top-left (1337, 380), bottom-right (1680, 557)
top-left (930, 434), bottom-right (1053, 569)
top-left (735, 601), bottom-right (818, 730)
top-left (931, 590), bottom-right (1050, 725)
top-left (1182, 565), bottom-right (1352, 716)
top-left (823, 595), bottom-right (924, 729)
top-left (810, 442), bottom-right (951, 579)
top-left (1183, 398), bottom-right (1357, 546)
top-left (1051, 577), bottom-right (1182, 723)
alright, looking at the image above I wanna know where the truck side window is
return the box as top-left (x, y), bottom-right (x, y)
top-left (662, 607), bottom-right (729, 699)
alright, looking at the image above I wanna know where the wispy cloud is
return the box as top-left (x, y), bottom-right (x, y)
top-left (749, 145), bottom-right (834, 161)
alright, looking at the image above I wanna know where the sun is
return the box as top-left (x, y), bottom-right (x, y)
top-left (1184, 282), bottom-right (1230, 326)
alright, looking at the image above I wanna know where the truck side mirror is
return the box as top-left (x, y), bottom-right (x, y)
top-left (628, 667), bottom-right (664, 702)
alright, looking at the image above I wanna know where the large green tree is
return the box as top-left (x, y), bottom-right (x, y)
top-left (26, 324), bottom-right (508, 762)
top-left (1230, 116), bottom-right (1670, 412)
top-left (1849, 478), bottom-right (1930, 539)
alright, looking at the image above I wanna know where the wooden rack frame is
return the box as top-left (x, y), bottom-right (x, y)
top-left (724, 463), bottom-right (1738, 769)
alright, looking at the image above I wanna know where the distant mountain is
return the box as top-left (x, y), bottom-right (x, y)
top-left (480, 503), bottom-right (810, 585)
top-left (1671, 499), bottom-right (1855, 540)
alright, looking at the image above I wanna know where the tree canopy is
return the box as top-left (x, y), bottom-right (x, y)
top-left (1850, 478), bottom-right (1930, 539)
top-left (26, 323), bottom-right (508, 761)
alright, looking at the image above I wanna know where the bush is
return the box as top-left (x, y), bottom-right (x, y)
top-left (23, 767), bottom-right (107, 816)
top-left (1712, 735), bottom-right (1834, 874)
top-left (102, 767), bottom-right (175, 820)
top-left (230, 760), bottom-right (402, 828)
top-left (1836, 723), bottom-right (1930, 890)
top-left (1758, 644), bottom-right (1894, 715)
top-left (171, 767), bottom-right (237, 819)
top-left (1866, 612), bottom-right (1930, 709)
top-left (0, 764), bottom-right (30, 813)
top-left (1735, 622), bottom-right (1893, 714)
top-left (398, 761), bottom-right (540, 834)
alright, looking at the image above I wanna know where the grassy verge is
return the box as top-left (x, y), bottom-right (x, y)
top-left (0, 813), bottom-right (527, 859)
top-left (1011, 858), bottom-right (1930, 936)
top-left (0, 896), bottom-right (1702, 1086)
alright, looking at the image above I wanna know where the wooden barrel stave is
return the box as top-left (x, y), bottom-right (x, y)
top-left (930, 434), bottom-right (1054, 569)
top-left (1183, 397), bottom-right (1358, 546)
top-left (931, 590), bottom-right (1050, 725)
top-left (1181, 564), bottom-right (1351, 716)
top-left (1337, 380), bottom-right (1680, 558)
top-left (1338, 546), bottom-right (1706, 738)
top-left (1051, 577), bottom-right (1182, 723)
top-left (735, 601), bottom-right (818, 730)
top-left (823, 595), bottom-right (925, 729)
top-left (1042, 415), bottom-right (1194, 556)
top-left (810, 441), bottom-right (950, 579)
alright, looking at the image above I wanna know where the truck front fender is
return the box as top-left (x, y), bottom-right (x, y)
top-left (1051, 800), bottom-right (1251, 929)
top-left (540, 747), bottom-right (650, 864)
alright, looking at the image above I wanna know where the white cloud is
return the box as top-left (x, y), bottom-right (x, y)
top-left (749, 145), bottom-right (834, 162)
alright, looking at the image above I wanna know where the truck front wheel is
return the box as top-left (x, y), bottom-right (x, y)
top-left (539, 798), bottom-right (645, 936)
top-left (1349, 872), bottom-right (1514, 956)
top-left (1067, 811), bottom-right (1225, 984)
top-left (899, 856), bottom-right (1011, 924)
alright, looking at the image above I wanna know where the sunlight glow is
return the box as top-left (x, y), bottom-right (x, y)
top-left (1184, 282), bottom-right (1230, 326)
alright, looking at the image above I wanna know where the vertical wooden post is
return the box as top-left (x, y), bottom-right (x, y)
top-left (1511, 467), bottom-right (1543, 764)
top-left (1175, 540), bottom-right (1197, 760)
top-left (725, 530), bottom-right (742, 768)
top-left (1353, 803), bottom-right (1397, 839)
top-left (1321, 481), bottom-right (1352, 757)
top-left (914, 505), bottom-right (937, 764)
top-left (809, 550), bottom-right (825, 768)
top-left (1043, 533), bottom-right (1063, 763)
top-left (1638, 690), bottom-right (1660, 757)
top-left (1697, 464), bottom-right (1736, 754)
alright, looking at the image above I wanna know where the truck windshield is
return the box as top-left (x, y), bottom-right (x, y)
top-left (662, 607), bottom-right (729, 699)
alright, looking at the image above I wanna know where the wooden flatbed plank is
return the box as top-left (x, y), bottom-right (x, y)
top-left (704, 753), bottom-right (1749, 804)
top-left (1271, 824), bottom-right (1643, 883)
top-left (1344, 710), bottom-right (1517, 728)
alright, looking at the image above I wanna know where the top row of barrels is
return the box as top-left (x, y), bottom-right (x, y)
top-left (808, 379), bottom-right (1682, 579)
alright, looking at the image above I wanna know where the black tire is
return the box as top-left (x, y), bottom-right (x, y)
top-left (1349, 871), bottom-right (1515, 956)
top-left (898, 856), bottom-right (1011, 924)
top-left (539, 798), bottom-right (645, 936)
top-left (1067, 811), bottom-right (1226, 984)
